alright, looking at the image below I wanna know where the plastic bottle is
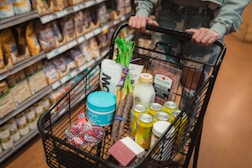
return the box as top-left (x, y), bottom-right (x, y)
top-left (133, 73), bottom-right (155, 108)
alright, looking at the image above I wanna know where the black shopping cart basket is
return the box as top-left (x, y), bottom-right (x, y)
top-left (37, 22), bottom-right (226, 168)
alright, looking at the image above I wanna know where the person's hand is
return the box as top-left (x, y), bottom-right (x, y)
top-left (129, 16), bottom-right (158, 30)
top-left (185, 28), bottom-right (220, 45)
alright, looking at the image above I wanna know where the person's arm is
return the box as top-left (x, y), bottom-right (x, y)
top-left (210, 0), bottom-right (251, 38)
top-left (186, 0), bottom-right (251, 45)
top-left (129, 0), bottom-right (158, 29)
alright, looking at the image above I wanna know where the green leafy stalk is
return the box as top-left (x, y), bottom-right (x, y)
top-left (115, 37), bottom-right (135, 99)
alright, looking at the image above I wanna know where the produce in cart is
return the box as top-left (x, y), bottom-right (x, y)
top-left (111, 37), bottom-right (135, 143)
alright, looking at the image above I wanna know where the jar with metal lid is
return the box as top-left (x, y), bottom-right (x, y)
top-left (10, 128), bottom-right (20, 142)
top-left (0, 136), bottom-right (13, 150)
top-left (147, 102), bottom-right (162, 117)
top-left (15, 112), bottom-right (27, 126)
top-left (150, 121), bottom-right (175, 161)
top-left (34, 101), bottom-right (44, 117)
top-left (135, 113), bottom-right (153, 149)
top-left (0, 124), bottom-right (10, 139)
top-left (27, 117), bottom-right (37, 130)
top-left (42, 97), bottom-right (51, 111)
top-left (25, 107), bottom-right (36, 121)
top-left (133, 73), bottom-right (155, 108)
top-left (18, 123), bottom-right (29, 136)
top-left (130, 104), bottom-right (146, 136)
top-left (162, 101), bottom-right (178, 115)
top-left (7, 119), bottom-right (17, 132)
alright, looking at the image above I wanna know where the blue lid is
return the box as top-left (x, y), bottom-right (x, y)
top-left (87, 91), bottom-right (116, 112)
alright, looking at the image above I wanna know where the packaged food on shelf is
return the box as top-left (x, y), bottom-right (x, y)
top-left (12, 0), bottom-right (31, 15)
top-left (49, 0), bottom-right (68, 11)
top-left (0, 124), bottom-right (10, 140)
top-left (115, 0), bottom-right (125, 16)
top-left (6, 70), bottom-right (32, 106)
top-left (68, 0), bottom-right (83, 6)
top-left (6, 119), bottom-right (18, 132)
top-left (36, 21), bottom-right (56, 51)
top-left (52, 56), bottom-right (69, 78)
top-left (96, 3), bottom-right (109, 25)
top-left (68, 48), bottom-right (86, 67)
top-left (124, 0), bottom-right (132, 14)
top-left (10, 128), bottom-right (20, 142)
top-left (25, 61), bottom-right (48, 94)
top-left (73, 11), bottom-right (85, 37)
top-left (18, 122), bottom-right (29, 136)
top-left (31, 0), bottom-right (53, 15)
top-left (15, 112), bottom-right (27, 126)
top-left (51, 21), bottom-right (65, 47)
top-left (0, 81), bottom-right (15, 118)
top-left (42, 60), bottom-right (60, 84)
top-left (0, 1), bottom-right (14, 19)
top-left (60, 16), bottom-right (76, 42)
top-left (82, 9), bottom-right (93, 33)
top-left (109, 10), bottom-right (121, 20)
top-left (0, 136), bottom-right (13, 150)
top-left (41, 96), bottom-right (51, 112)
top-left (62, 54), bottom-right (76, 70)
top-left (24, 106), bottom-right (36, 121)
top-left (34, 101), bottom-right (44, 117)
top-left (0, 28), bottom-right (18, 64)
top-left (26, 22), bottom-right (41, 56)
top-left (13, 24), bottom-right (31, 63)
top-left (27, 117), bottom-right (37, 130)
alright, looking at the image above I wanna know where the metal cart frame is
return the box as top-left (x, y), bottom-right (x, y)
top-left (38, 22), bottom-right (226, 168)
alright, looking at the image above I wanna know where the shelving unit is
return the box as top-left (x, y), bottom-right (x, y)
top-left (0, 0), bottom-right (134, 163)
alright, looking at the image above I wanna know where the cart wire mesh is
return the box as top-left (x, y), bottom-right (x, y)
top-left (38, 22), bottom-right (226, 168)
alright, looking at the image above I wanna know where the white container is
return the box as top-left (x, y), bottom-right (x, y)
top-left (150, 121), bottom-right (175, 161)
top-left (133, 73), bottom-right (155, 108)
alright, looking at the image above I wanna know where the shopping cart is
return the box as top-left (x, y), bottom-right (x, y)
top-left (37, 22), bottom-right (226, 168)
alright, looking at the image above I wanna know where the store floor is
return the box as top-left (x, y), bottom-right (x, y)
top-left (3, 34), bottom-right (252, 168)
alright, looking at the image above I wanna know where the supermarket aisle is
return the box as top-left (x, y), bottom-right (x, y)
top-left (3, 34), bottom-right (252, 168)
top-left (197, 34), bottom-right (252, 168)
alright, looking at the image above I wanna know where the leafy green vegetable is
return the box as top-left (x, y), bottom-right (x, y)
top-left (115, 37), bottom-right (135, 99)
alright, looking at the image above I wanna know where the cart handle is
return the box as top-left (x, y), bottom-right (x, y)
top-left (109, 22), bottom-right (226, 66)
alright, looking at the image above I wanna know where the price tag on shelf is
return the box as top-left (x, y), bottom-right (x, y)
top-left (67, 40), bottom-right (78, 49)
top-left (85, 0), bottom-right (95, 8)
top-left (113, 19), bottom-right (120, 25)
top-left (61, 74), bottom-right (71, 84)
top-left (60, 45), bottom-right (68, 53)
top-left (40, 14), bottom-right (55, 24)
top-left (79, 63), bottom-right (89, 72)
top-left (73, 3), bottom-right (85, 12)
top-left (52, 81), bottom-right (61, 90)
top-left (93, 28), bottom-right (102, 35)
top-left (77, 36), bottom-right (85, 43)
top-left (85, 32), bottom-right (94, 40)
top-left (96, 0), bottom-right (105, 3)
top-left (70, 70), bottom-right (78, 78)
top-left (47, 50), bottom-right (57, 59)
top-left (56, 10), bottom-right (67, 18)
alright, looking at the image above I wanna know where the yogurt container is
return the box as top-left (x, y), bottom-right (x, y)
top-left (86, 91), bottom-right (116, 126)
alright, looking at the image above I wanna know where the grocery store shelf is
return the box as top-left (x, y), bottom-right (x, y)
top-left (0, 52), bottom-right (47, 81)
top-left (0, 86), bottom-right (53, 125)
top-left (40, 0), bottom-right (106, 24)
top-left (0, 128), bottom-right (38, 164)
top-left (46, 11), bottom-right (133, 60)
top-left (0, 10), bottom-right (39, 30)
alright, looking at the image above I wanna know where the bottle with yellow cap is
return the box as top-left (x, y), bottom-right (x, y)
top-left (133, 73), bottom-right (155, 108)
